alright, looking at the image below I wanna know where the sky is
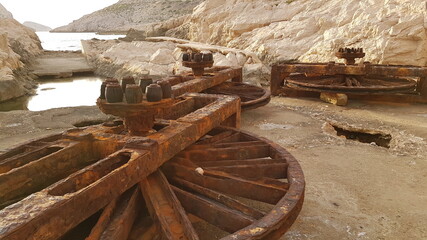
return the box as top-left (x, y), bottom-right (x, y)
top-left (0, 0), bottom-right (119, 28)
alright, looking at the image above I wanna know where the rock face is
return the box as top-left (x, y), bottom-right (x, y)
top-left (0, 4), bottom-right (13, 19)
top-left (82, 37), bottom-right (268, 85)
top-left (0, 18), bottom-right (42, 63)
top-left (23, 21), bottom-right (52, 32)
top-left (173, 0), bottom-right (427, 66)
top-left (0, 4), bottom-right (43, 102)
top-left (52, 0), bottom-right (202, 32)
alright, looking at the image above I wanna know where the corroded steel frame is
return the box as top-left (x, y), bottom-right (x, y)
top-left (271, 62), bottom-right (427, 103)
top-left (0, 93), bottom-right (241, 240)
top-left (0, 65), bottom-right (296, 240)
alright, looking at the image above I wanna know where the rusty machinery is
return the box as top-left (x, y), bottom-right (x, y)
top-left (271, 48), bottom-right (427, 103)
top-left (0, 55), bottom-right (303, 240)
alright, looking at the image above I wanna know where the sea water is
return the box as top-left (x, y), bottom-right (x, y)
top-left (0, 32), bottom-right (124, 112)
top-left (36, 32), bottom-right (125, 51)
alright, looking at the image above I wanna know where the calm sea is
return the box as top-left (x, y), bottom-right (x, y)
top-left (0, 32), bottom-right (124, 112)
top-left (36, 32), bottom-right (125, 51)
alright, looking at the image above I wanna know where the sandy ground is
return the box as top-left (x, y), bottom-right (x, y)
top-left (0, 97), bottom-right (426, 239)
top-left (241, 97), bottom-right (427, 240)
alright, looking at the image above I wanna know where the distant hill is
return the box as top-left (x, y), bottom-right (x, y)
top-left (52, 0), bottom-right (202, 32)
top-left (23, 21), bottom-right (52, 31)
top-left (0, 3), bottom-right (13, 19)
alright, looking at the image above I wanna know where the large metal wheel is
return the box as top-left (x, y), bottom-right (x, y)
top-left (286, 74), bottom-right (417, 93)
top-left (58, 127), bottom-right (305, 240)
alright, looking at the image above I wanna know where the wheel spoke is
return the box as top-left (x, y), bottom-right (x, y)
top-left (197, 158), bottom-right (284, 167)
top-left (194, 131), bottom-right (235, 145)
top-left (171, 177), bottom-right (265, 219)
top-left (164, 163), bottom-right (287, 204)
top-left (86, 198), bottom-right (118, 240)
top-left (172, 186), bottom-right (255, 233)
top-left (178, 144), bottom-right (271, 162)
top-left (127, 217), bottom-right (159, 240)
top-left (204, 162), bottom-right (288, 179)
top-left (89, 186), bottom-right (142, 240)
top-left (140, 170), bottom-right (199, 240)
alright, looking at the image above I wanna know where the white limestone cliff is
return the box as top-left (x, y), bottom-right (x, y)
top-left (178, 0), bottom-right (427, 66)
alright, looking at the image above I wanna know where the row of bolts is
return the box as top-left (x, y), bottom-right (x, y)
top-left (182, 52), bottom-right (213, 62)
top-left (100, 77), bottom-right (172, 104)
top-left (338, 48), bottom-right (364, 53)
top-left (100, 52), bottom-right (214, 104)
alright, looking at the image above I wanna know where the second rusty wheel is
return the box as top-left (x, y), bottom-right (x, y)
top-left (205, 82), bottom-right (271, 110)
top-left (286, 74), bottom-right (417, 93)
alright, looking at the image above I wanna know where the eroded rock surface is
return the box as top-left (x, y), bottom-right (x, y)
top-left (53, 0), bottom-right (202, 32)
top-left (0, 4), bottom-right (43, 102)
top-left (82, 37), bottom-right (270, 85)
top-left (0, 4), bottom-right (12, 19)
top-left (23, 21), bottom-right (52, 32)
top-left (173, 0), bottom-right (427, 66)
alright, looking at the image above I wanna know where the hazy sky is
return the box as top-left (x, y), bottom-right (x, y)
top-left (0, 0), bottom-right (119, 28)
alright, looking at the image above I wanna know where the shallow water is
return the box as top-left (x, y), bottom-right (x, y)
top-left (0, 77), bottom-right (103, 112)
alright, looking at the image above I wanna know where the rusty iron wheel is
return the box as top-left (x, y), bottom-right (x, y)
top-left (286, 74), bottom-right (417, 93)
top-left (205, 82), bottom-right (271, 110)
top-left (58, 127), bottom-right (304, 240)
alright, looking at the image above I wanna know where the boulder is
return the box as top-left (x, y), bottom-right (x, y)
top-left (150, 48), bottom-right (175, 65)
top-left (82, 39), bottom-right (178, 78)
top-left (0, 5), bottom-right (42, 102)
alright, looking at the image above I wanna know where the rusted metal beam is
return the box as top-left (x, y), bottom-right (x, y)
top-left (164, 163), bottom-right (287, 204)
top-left (99, 187), bottom-right (142, 240)
top-left (86, 198), bottom-right (118, 240)
top-left (172, 67), bottom-right (243, 97)
top-left (177, 144), bottom-right (271, 162)
top-left (140, 170), bottom-right (199, 240)
top-left (171, 177), bottom-right (266, 220)
top-left (0, 150), bottom-right (149, 240)
top-left (0, 93), bottom-right (241, 240)
top-left (0, 135), bottom-right (125, 210)
top-left (172, 186), bottom-right (255, 233)
top-left (204, 162), bottom-right (288, 179)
